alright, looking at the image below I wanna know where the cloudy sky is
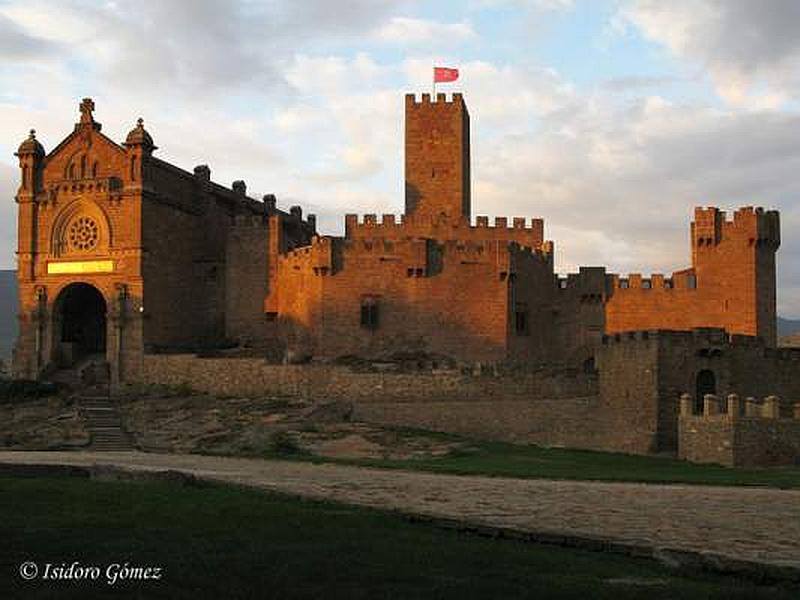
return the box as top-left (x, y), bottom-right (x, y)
top-left (1, 0), bottom-right (799, 317)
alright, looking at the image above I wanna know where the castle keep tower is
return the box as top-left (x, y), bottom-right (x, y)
top-left (404, 93), bottom-right (471, 221)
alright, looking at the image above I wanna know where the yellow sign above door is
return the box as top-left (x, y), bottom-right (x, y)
top-left (47, 260), bottom-right (114, 275)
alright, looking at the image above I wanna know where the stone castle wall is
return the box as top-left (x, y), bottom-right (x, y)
top-left (137, 354), bottom-right (609, 448)
top-left (139, 354), bottom-right (596, 402)
top-left (352, 397), bottom-right (600, 448)
top-left (128, 330), bottom-right (800, 464)
top-left (678, 393), bottom-right (800, 467)
top-left (270, 234), bottom-right (556, 364)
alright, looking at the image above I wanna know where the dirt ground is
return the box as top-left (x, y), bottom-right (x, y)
top-left (117, 387), bottom-right (470, 460)
top-left (0, 395), bottom-right (88, 450)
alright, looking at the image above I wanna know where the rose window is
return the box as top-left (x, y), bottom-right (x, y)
top-left (67, 216), bottom-right (99, 252)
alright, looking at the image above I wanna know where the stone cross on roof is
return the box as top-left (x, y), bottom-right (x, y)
top-left (79, 97), bottom-right (95, 124)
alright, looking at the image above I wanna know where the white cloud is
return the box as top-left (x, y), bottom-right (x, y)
top-left (620, 0), bottom-right (800, 108)
top-left (373, 17), bottom-right (474, 45)
top-left (272, 104), bottom-right (323, 134)
top-left (470, 0), bottom-right (573, 11)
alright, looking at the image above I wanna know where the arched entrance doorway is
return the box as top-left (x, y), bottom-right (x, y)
top-left (695, 369), bottom-right (716, 414)
top-left (54, 283), bottom-right (107, 364)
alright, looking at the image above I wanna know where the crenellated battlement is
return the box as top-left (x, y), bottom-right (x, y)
top-left (610, 270), bottom-right (697, 291)
top-left (598, 327), bottom-right (800, 355)
top-left (679, 392), bottom-right (800, 466)
top-left (345, 213), bottom-right (542, 230)
top-left (405, 92), bottom-right (465, 108)
top-left (680, 393), bottom-right (800, 420)
top-left (602, 327), bottom-right (748, 345)
top-left (344, 213), bottom-right (546, 250)
top-left (692, 206), bottom-right (780, 248)
top-left (280, 235), bottom-right (334, 274)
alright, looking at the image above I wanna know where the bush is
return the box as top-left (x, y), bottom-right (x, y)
top-left (267, 431), bottom-right (304, 456)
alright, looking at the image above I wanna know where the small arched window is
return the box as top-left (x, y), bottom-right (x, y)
top-left (68, 163), bottom-right (75, 179)
top-left (92, 161), bottom-right (99, 178)
top-left (695, 369), bottom-right (716, 414)
top-left (130, 156), bottom-right (137, 181)
top-left (80, 155), bottom-right (87, 179)
top-left (583, 356), bottom-right (595, 374)
top-left (21, 165), bottom-right (29, 190)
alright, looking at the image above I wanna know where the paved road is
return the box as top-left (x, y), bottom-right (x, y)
top-left (1, 451), bottom-right (798, 574)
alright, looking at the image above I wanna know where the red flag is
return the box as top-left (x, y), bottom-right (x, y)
top-left (434, 67), bottom-right (459, 83)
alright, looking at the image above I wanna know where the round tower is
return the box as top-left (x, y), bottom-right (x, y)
top-left (15, 129), bottom-right (45, 199)
top-left (124, 117), bottom-right (156, 188)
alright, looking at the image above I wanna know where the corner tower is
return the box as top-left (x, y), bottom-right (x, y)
top-left (691, 207), bottom-right (780, 345)
top-left (404, 93), bottom-right (471, 221)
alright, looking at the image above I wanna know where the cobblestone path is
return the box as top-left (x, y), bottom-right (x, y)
top-left (1, 451), bottom-right (798, 573)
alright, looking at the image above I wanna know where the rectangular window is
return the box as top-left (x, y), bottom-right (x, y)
top-left (360, 297), bottom-right (380, 330)
top-left (515, 304), bottom-right (529, 336)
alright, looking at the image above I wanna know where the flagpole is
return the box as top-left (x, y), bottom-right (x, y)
top-left (432, 66), bottom-right (436, 98)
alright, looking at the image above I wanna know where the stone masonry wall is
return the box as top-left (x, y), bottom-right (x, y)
top-left (595, 332), bottom-right (661, 454)
top-left (139, 354), bottom-right (596, 402)
top-left (353, 398), bottom-right (600, 448)
top-left (137, 354), bottom-right (610, 449)
top-left (272, 235), bottom-right (556, 364)
top-left (678, 393), bottom-right (800, 466)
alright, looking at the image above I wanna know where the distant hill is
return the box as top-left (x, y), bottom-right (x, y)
top-left (0, 270), bottom-right (17, 366)
top-left (777, 317), bottom-right (800, 338)
top-left (778, 317), bottom-right (800, 347)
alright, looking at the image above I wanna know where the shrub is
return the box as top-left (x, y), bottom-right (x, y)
top-left (267, 431), bottom-right (304, 456)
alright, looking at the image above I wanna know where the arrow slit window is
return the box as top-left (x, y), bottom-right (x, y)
top-left (360, 296), bottom-right (380, 330)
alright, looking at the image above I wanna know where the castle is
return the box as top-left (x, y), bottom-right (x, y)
top-left (12, 94), bottom-right (800, 464)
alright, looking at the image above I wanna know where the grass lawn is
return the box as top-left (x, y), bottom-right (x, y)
top-left (0, 475), bottom-right (796, 599)
top-left (274, 431), bottom-right (800, 489)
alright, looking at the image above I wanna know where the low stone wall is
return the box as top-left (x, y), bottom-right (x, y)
top-left (680, 416), bottom-right (800, 467)
top-left (678, 394), bottom-right (800, 466)
top-left (135, 354), bottom-right (609, 451)
top-left (678, 416), bottom-right (735, 465)
top-left (138, 354), bottom-right (596, 403)
top-left (353, 397), bottom-right (602, 448)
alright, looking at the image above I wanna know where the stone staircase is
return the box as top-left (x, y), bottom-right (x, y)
top-left (49, 356), bottom-right (133, 452)
top-left (77, 385), bottom-right (134, 451)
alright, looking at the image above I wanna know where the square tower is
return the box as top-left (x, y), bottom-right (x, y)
top-left (404, 93), bottom-right (471, 221)
top-left (691, 207), bottom-right (780, 345)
